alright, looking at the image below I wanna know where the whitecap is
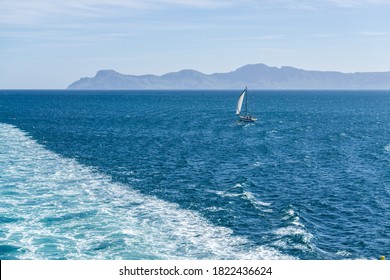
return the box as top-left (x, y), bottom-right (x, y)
top-left (243, 191), bottom-right (272, 208)
top-left (211, 187), bottom-right (273, 213)
top-left (336, 250), bottom-right (352, 257)
top-left (273, 207), bottom-right (314, 251)
top-left (212, 190), bottom-right (242, 198)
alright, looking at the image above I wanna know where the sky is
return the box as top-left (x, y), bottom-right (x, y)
top-left (1, 0), bottom-right (390, 89)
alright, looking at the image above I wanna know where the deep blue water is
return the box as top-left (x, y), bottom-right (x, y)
top-left (0, 90), bottom-right (389, 260)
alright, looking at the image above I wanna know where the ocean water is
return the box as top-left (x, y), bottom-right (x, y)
top-left (0, 90), bottom-right (389, 260)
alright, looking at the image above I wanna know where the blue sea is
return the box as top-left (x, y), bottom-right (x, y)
top-left (0, 90), bottom-right (389, 260)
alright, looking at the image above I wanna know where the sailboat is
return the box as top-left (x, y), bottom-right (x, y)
top-left (236, 87), bottom-right (257, 122)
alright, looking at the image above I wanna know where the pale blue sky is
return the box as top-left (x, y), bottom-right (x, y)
top-left (1, 0), bottom-right (390, 89)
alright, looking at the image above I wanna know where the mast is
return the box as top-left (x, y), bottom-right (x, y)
top-left (244, 86), bottom-right (248, 116)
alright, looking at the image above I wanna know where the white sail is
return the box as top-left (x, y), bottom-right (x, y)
top-left (236, 88), bottom-right (246, 115)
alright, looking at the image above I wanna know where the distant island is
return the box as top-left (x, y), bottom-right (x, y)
top-left (67, 63), bottom-right (390, 90)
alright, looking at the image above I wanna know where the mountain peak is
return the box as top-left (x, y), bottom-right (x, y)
top-left (67, 64), bottom-right (390, 90)
top-left (95, 69), bottom-right (121, 77)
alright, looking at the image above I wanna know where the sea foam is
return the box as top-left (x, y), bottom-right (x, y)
top-left (0, 123), bottom-right (292, 260)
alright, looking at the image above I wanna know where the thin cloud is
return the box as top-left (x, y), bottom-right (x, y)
top-left (0, 0), bottom-right (233, 25)
top-left (327, 0), bottom-right (390, 7)
top-left (3, 0), bottom-right (390, 26)
top-left (354, 31), bottom-right (390, 36)
top-left (255, 0), bottom-right (390, 9)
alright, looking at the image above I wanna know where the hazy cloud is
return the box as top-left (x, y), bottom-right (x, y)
top-left (2, 0), bottom-right (390, 26)
top-left (0, 0), bottom-right (233, 25)
top-left (328, 0), bottom-right (390, 7)
top-left (354, 31), bottom-right (390, 36)
top-left (260, 0), bottom-right (390, 9)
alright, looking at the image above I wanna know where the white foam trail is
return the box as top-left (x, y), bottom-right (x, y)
top-left (0, 123), bottom-right (292, 260)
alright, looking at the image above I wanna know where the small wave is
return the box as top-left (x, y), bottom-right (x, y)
top-left (210, 184), bottom-right (272, 213)
top-left (212, 190), bottom-right (242, 198)
top-left (266, 129), bottom-right (278, 135)
top-left (336, 250), bottom-right (352, 257)
top-left (253, 161), bottom-right (264, 167)
top-left (242, 191), bottom-right (273, 212)
top-left (273, 207), bottom-right (314, 251)
top-left (205, 206), bottom-right (225, 212)
top-left (275, 226), bottom-right (312, 243)
top-left (0, 123), bottom-right (292, 260)
top-left (282, 209), bottom-right (304, 227)
top-left (384, 144), bottom-right (390, 152)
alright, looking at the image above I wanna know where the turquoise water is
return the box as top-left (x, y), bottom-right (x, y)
top-left (0, 90), bottom-right (389, 259)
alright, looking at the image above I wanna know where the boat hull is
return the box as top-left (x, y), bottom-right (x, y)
top-left (238, 115), bottom-right (257, 122)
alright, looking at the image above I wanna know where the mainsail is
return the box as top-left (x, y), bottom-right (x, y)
top-left (236, 87), bottom-right (247, 115)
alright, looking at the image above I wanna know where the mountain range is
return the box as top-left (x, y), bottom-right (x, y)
top-left (67, 63), bottom-right (390, 90)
